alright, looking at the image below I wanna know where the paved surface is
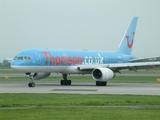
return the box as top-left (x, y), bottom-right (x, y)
top-left (0, 80), bottom-right (160, 95)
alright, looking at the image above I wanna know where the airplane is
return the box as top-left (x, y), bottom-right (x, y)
top-left (11, 17), bottom-right (160, 87)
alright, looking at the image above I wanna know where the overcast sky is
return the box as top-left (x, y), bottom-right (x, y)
top-left (0, 0), bottom-right (160, 62)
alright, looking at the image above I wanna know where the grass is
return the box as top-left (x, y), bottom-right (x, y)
top-left (0, 69), bottom-right (18, 73)
top-left (1, 107), bottom-right (160, 120)
top-left (112, 76), bottom-right (160, 83)
top-left (0, 94), bottom-right (160, 107)
top-left (121, 69), bottom-right (160, 74)
top-left (0, 75), bottom-right (160, 83)
top-left (0, 94), bottom-right (160, 120)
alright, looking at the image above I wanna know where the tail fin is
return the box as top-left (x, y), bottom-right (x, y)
top-left (116, 17), bottom-right (138, 55)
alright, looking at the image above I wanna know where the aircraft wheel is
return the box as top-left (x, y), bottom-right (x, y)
top-left (96, 81), bottom-right (99, 86)
top-left (60, 80), bottom-right (71, 85)
top-left (68, 80), bottom-right (71, 85)
top-left (28, 83), bottom-right (35, 87)
top-left (64, 80), bottom-right (68, 85)
top-left (32, 83), bottom-right (35, 87)
top-left (60, 80), bottom-right (64, 85)
top-left (96, 81), bottom-right (107, 86)
top-left (28, 83), bottom-right (31, 87)
top-left (103, 81), bottom-right (107, 86)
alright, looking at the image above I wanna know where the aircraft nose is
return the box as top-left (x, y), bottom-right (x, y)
top-left (11, 60), bottom-right (24, 71)
top-left (11, 60), bottom-right (24, 65)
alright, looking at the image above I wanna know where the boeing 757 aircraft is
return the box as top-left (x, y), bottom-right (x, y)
top-left (11, 17), bottom-right (160, 87)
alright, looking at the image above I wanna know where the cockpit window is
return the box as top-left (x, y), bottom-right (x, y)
top-left (13, 56), bottom-right (18, 60)
top-left (17, 56), bottom-right (23, 60)
top-left (14, 56), bottom-right (31, 60)
top-left (24, 56), bottom-right (31, 60)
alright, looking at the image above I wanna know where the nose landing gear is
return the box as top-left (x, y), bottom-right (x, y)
top-left (28, 82), bottom-right (35, 87)
top-left (26, 73), bottom-right (36, 87)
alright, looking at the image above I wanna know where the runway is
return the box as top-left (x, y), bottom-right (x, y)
top-left (0, 80), bottom-right (160, 95)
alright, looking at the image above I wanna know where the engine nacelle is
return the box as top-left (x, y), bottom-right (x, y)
top-left (26, 73), bottom-right (50, 80)
top-left (92, 68), bottom-right (115, 81)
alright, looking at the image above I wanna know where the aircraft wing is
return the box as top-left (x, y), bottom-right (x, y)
top-left (78, 61), bottom-right (160, 72)
top-left (129, 56), bottom-right (160, 62)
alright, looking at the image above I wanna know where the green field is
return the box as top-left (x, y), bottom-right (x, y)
top-left (0, 69), bottom-right (17, 73)
top-left (0, 94), bottom-right (160, 120)
top-left (1, 106), bottom-right (160, 120)
top-left (0, 75), bottom-right (160, 84)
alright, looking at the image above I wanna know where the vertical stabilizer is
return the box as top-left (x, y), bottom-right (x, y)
top-left (116, 17), bottom-right (138, 55)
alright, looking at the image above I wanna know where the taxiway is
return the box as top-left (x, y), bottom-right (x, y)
top-left (0, 80), bottom-right (160, 95)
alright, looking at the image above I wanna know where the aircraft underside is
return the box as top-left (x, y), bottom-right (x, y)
top-left (26, 72), bottom-right (108, 87)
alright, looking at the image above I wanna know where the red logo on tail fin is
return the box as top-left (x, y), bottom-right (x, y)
top-left (126, 32), bottom-right (134, 48)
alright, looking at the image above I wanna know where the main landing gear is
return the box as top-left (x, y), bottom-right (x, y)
top-left (96, 81), bottom-right (107, 86)
top-left (60, 74), bottom-right (72, 85)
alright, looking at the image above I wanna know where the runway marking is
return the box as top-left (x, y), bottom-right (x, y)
top-left (51, 89), bottom-right (98, 92)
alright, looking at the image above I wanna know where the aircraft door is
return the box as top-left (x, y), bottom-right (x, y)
top-left (35, 52), bottom-right (41, 65)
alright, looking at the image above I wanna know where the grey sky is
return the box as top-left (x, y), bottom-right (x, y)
top-left (0, 0), bottom-right (160, 62)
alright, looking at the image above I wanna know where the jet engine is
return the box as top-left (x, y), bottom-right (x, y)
top-left (26, 73), bottom-right (50, 80)
top-left (92, 68), bottom-right (115, 81)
